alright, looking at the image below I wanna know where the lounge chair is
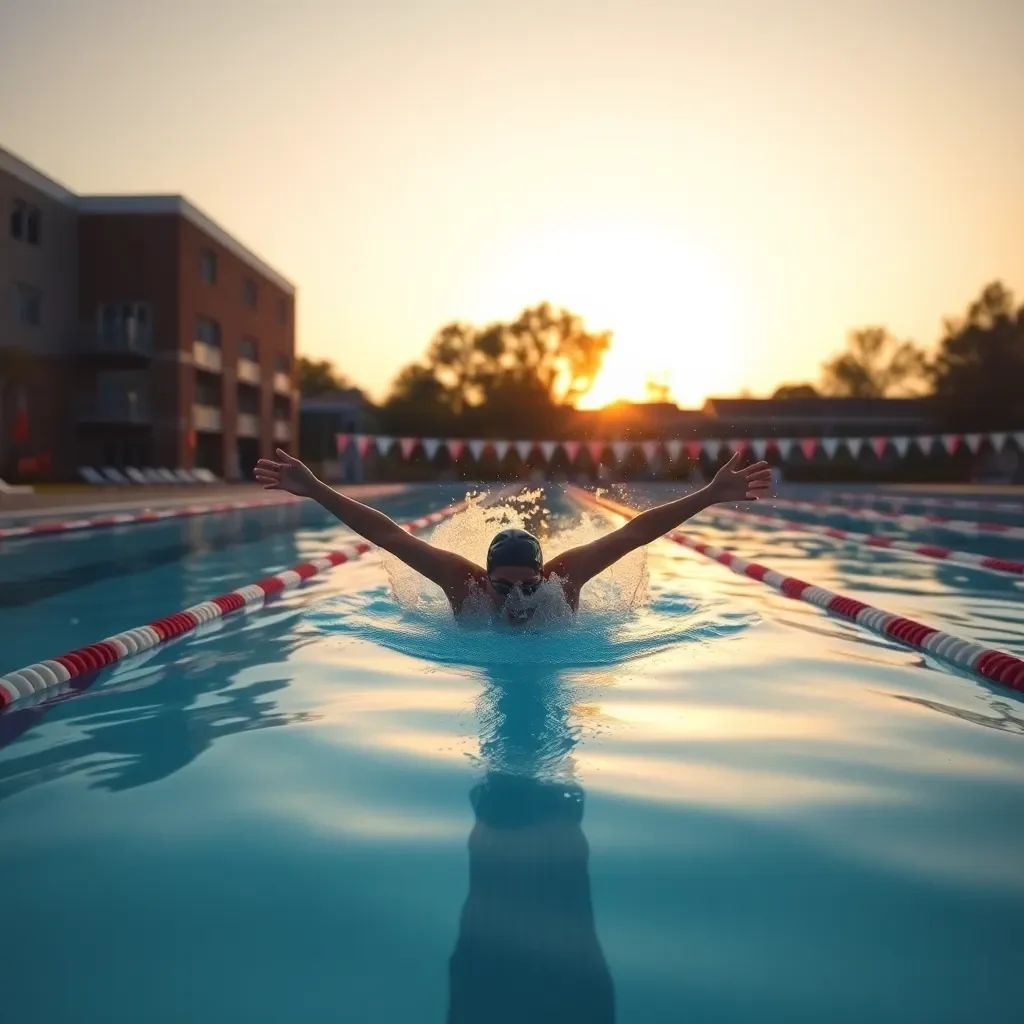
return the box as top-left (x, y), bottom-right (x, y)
top-left (155, 469), bottom-right (180, 484)
top-left (141, 468), bottom-right (165, 484)
top-left (125, 467), bottom-right (148, 485)
top-left (0, 477), bottom-right (33, 495)
top-left (79, 467), bottom-right (108, 485)
top-left (173, 468), bottom-right (196, 484)
top-left (102, 467), bottom-right (131, 485)
top-left (192, 468), bottom-right (219, 484)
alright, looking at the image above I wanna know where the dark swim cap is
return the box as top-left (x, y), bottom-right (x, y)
top-left (486, 528), bottom-right (543, 573)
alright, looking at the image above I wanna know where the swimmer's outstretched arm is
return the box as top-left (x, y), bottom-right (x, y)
top-left (254, 450), bottom-right (484, 600)
top-left (548, 453), bottom-right (771, 590)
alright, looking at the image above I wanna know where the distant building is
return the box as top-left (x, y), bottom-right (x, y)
top-left (299, 388), bottom-right (373, 481)
top-left (1, 144), bottom-right (296, 481)
top-left (702, 397), bottom-right (936, 438)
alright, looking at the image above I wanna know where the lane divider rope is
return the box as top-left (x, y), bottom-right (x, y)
top-left (568, 487), bottom-right (1024, 694)
top-left (819, 490), bottom-right (1024, 516)
top-left (702, 505), bottom-right (1024, 578)
top-left (763, 496), bottom-right (1024, 541)
top-left (0, 501), bottom-right (466, 711)
top-left (0, 495), bottom-right (301, 542)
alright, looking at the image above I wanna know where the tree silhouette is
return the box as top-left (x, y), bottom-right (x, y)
top-left (820, 327), bottom-right (928, 398)
top-left (772, 382), bottom-right (819, 400)
top-left (929, 281), bottom-right (1024, 429)
top-left (297, 356), bottom-right (350, 397)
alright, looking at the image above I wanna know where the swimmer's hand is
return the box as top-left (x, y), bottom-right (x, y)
top-left (706, 452), bottom-right (772, 503)
top-left (254, 449), bottom-right (319, 497)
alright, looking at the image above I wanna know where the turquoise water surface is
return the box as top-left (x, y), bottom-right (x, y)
top-left (1, 484), bottom-right (1022, 1023)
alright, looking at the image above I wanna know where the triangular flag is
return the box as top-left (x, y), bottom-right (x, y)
top-left (422, 438), bottom-right (442, 459)
top-left (892, 437), bottom-right (911, 457)
top-left (374, 435), bottom-right (394, 455)
top-left (399, 437), bottom-right (419, 459)
top-left (356, 435), bottom-right (372, 457)
top-left (448, 439), bottom-right (465, 460)
top-left (514, 440), bottom-right (533, 461)
top-left (729, 439), bottom-right (749, 456)
top-left (468, 439), bottom-right (486, 460)
top-left (704, 440), bottom-right (722, 460)
top-left (776, 438), bottom-right (794, 459)
top-left (750, 439), bottom-right (768, 459)
top-left (799, 438), bottom-right (818, 460)
top-left (540, 441), bottom-right (558, 462)
top-left (870, 437), bottom-right (888, 459)
top-left (336, 433), bottom-right (351, 454)
top-left (847, 437), bottom-right (864, 457)
top-left (821, 438), bottom-right (842, 459)
top-left (941, 434), bottom-right (961, 455)
top-left (611, 441), bottom-right (632, 462)
top-left (665, 440), bottom-right (684, 461)
top-left (963, 433), bottom-right (983, 454)
top-left (640, 440), bottom-right (660, 462)
top-left (1014, 432), bottom-right (1024, 450)
top-left (684, 440), bottom-right (702, 460)
top-left (563, 440), bottom-right (582, 463)
top-left (988, 432), bottom-right (1007, 452)
top-left (915, 435), bottom-right (934, 455)
top-left (494, 440), bottom-right (511, 460)
top-left (587, 441), bottom-right (606, 463)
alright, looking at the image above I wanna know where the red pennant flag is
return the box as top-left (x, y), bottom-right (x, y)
top-left (941, 434), bottom-right (961, 455)
top-left (685, 440), bottom-right (703, 460)
top-left (12, 405), bottom-right (29, 444)
top-left (587, 441), bottom-right (606, 463)
top-left (336, 433), bottom-right (352, 454)
top-left (870, 437), bottom-right (888, 459)
top-left (563, 440), bottom-right (581, 463)
top-left (356, 435), bottom-right (372, 457)
top-left (640, 441), bottom-right (660, 462)
top-left (399, 438), bottom-right (418, 459)
top-left (448, 439), bottom-right (465, 460)
top-left (799, 438), bottom-right (818, 460)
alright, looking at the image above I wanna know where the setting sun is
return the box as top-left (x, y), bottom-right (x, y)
top-left (465, 219), bottom-right (747, 408)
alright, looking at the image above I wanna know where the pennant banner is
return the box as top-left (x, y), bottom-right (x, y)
top-left (799, 438), bottom-right (818, 460)
top-left (640, 440), bottom-right (660, 462)
top-left (514, 440), bottom-right (533, 461)
top-left (821, 438), bottom-right (841, 459)
top-left (448, 439), bottom-right (465, 460)
top-left (336, 433), bottom-right (351, 454)
top-left (563, 440), bottom-right (582, 463)
top-left (587, 441), bottom-right (606, 463)
top-left (356, 435), bottom-right (372, 457)
top-left (422, 438), bottom-right (442, 460)
top-left (375, 436), bottom-right (394, 455)
top-left (494, 440), bottom-right (511, 460)
top-left (540, 441), bottom-right (559, 462)
top-left (870, 437), bottom-right (888, 459)
top-left (468, 439), bottom-right (486, 461)
top-left (399, 437), bottom-right (418, 460)
top-left (611, 441), bottom-right (632, 463)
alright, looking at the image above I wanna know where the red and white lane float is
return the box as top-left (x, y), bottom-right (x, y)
top-left (0, 495), bottom-right (301, 542)
top-left (821, 491), bottom-right (1024, 516)
top-left (763, 497), bottom-right (1024, 541)
top-left (702, 505), bottom-right (1024, 578)
top-left (0, 505), bottom-right (461, 710)
top-left (569, 487), bottom-right (1024, 694)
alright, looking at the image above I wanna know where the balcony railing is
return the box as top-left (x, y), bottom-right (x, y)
top-left (193, 404), bottom-right (222, 432)
top-left (273, 371), bottom-right (291, 395)
top-left (237, 358), bottom-right (261, 386)
top-left (237, 413), bottom-right (260, 439)
top-left (273, 420), bottom-right (291, 442)
top-left (80, 322), bottom-right (154, 357)
top-left (193, 341), bottom-right (223, 373)
top-left (77, 392), bottom-right (152, 424)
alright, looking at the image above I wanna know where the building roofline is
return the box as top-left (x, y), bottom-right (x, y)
top-left (0, 145), bottom-right (77, 204)
top-left (77, 194), bottom-right (295, 294)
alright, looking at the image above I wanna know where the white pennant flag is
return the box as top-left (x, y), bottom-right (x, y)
top-left (988, 432), bottom-right (1007, 452)
top-left (665, 439), bottom-right (684, 461)
top-left (611, 441), bottom-right (633, 462)
top-left (374, 436), bottom-right (394, 455)
top-left (892, 436), bottom-right (911, 457)
top-left (775, 438), bottom-right (793, 459)
top-left (963, 433), bottom-right (984, 454)
top-left (847, 437), bottom-right (864, 457)
top-left (540, 441), bottom-right (558, 462)
top-left (422, 438), bottom-right (442, 459)
top-left (514, 440), bottom-right (533, 460)
top-left (1014, 432), bottom-right (1024, 450)
top-left (704, 440), bottom-right (722, 460)
top-left (468, 439), bottom-right (486, 460)
top-left (915, 435), bottom-right (934, 455)
top-left (750, 439), bottom-right (768, 459)
top-left (640, 440), bottom-right (660, 462)
top-left (821, 438), bottom-right (841, 459)
top-left (494, 440), bottom-right (511, 460)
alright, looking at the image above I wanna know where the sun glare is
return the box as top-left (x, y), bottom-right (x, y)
top-left (466, 221), bottom-right (747, 409)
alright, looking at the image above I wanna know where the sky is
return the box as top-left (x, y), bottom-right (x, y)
top-left (2, 0), bottom-right (1022, 407)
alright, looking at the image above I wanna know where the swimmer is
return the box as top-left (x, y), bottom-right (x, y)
top-left (254, 449), bottom-right (771, 623)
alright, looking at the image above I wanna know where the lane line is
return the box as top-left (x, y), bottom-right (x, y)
top-left (568, 487), bottom-right (1024, 694)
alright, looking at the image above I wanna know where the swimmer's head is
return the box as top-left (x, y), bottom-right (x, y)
top-left (486, 528), bottom-right (543, 624)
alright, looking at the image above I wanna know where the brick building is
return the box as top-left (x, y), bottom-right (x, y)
top-left (1, 145), bottom-right (296, 482)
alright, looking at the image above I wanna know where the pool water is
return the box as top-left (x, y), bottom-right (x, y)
top-left (1, 484), bottom-right (1022, 1023)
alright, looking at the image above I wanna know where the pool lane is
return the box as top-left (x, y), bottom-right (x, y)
top-left (0, 484), bottom-right (470, 678)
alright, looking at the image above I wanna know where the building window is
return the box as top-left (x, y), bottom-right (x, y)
top-left (98, 302), bottom-right (152, 345)
top-left (275, 353), bottom-right (290, 372)
top-left (15, 283), bottom-right (42, 326)
top-left (195, 371), bottom-right (222, 407)
top-left (26, 207), bottom-right (41, 245)
top-left (196, 316), bottom-right (221, 347)
top-left (240, 336), bottom-right (259, 361)
top-left (244, 278), bottom-right (258, 309)
top-left (277, 297), bottom-right (289, 325)
top-left (200, 249), bottom-right (217, 284)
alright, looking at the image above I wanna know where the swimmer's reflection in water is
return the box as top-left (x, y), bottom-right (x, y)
top-left (254, 448), bottom-right (771, 623)
top-left (446, 668), bottom-right (615, 1024)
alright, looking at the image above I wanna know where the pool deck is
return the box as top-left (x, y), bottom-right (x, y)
top-left (0, 483), bottom-right (408, 521)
